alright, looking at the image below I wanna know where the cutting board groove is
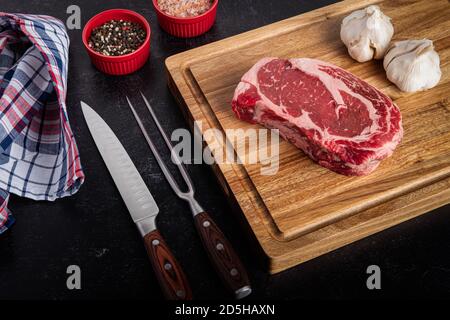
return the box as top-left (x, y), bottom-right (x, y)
top-left (166, 0), bottom-right (450, 273)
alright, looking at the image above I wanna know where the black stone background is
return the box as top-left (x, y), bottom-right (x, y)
top-left (0, 0), bottom-right (449, 300)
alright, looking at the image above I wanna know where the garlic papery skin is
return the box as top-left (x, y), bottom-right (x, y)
top-left (340, 5), bottom-right (394, 62)
top-left (383, 39), bottom-right (442, 93)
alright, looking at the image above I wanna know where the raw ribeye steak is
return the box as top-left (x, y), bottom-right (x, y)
top-left (232, 58), bottom-right (403, 176)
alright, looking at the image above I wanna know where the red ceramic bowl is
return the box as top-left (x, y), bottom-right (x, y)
top-left (82, 9), bottom-right (151, 75)
top-left (152, 0), bottom-right (218, 38)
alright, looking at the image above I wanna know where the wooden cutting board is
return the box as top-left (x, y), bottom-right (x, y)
top-left (166, 0), bottom-right (450, 274)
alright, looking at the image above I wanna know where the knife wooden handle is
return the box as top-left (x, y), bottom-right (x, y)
top-left (143, 230), bottom-right (193, 300)
top-left (194, 212), bottom-right (252, 299)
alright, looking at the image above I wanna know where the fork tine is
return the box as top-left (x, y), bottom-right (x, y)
top-left (139, 91), bottom-right (195, 193)
top-left (126, 96), bottom-right (187, 197)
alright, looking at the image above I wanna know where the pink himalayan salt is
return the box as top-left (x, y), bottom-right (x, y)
top-left (157, 0), bottom-right (213, 18)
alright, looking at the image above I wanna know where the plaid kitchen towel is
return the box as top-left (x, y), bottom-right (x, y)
top-left (0, 13), bottom-right (84, 233)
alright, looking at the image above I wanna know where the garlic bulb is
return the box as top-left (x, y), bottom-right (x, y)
top-left (340, 5), bottom-right (394, 62)
top-left (383, 39), bottom-right (441, 92)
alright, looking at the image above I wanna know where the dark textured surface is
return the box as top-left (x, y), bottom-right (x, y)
top-left (0, 0), bottom-right (449, 300)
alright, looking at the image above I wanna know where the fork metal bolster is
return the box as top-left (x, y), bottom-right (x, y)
top-left (136, 216), bottom-right (157, 237)
top-left (187, 198), bottom-right (204, 216)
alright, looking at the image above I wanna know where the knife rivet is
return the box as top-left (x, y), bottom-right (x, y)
top-left (152, 240), bottom-right (160, 246)
top-left (216, 243), bottom-right (224, 251)
top-left (230, 268), bottom-right (238, 276)
top-left (203, 221), bottom-right (210, 228)
top-left (176, 290), bottom-right (185, 298)
top-left (164, 263), bottom-right (172, 271)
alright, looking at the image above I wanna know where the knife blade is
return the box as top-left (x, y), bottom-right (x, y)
top-left (81, 101), bottom-right (192, 300)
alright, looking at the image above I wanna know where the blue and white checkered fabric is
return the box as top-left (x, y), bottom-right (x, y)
top-left (0, 13), bottom-right (85, 233)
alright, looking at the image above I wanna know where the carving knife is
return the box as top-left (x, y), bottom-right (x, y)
top-left (81, 101), bottom-right (192, 300)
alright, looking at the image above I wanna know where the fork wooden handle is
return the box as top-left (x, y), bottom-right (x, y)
top-left (194, 212), bottom-right (252, 299)
top-left (144, 230), bottom-right (193, 300)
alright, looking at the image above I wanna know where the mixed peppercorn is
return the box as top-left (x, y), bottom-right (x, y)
top-left (88, 20), bottom-right (146, 56)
